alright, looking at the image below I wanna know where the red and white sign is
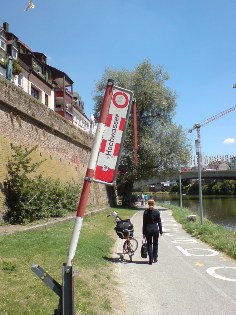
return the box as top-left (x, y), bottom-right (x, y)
top-left (94, 87), bottom-right (133, 183)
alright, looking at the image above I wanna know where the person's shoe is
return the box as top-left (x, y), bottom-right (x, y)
top-left (153, 258), bottom-right (158, 263)
top-left (148, 261), bottom-right (152, 265)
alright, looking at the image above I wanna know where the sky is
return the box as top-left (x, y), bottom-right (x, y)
top-left (1, 0), bottom-right (236, 158)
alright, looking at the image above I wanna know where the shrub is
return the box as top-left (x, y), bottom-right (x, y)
top-left (170, 184), bottom-right (179, 193)
top-left (220, 180), bottom-right (235, 195)
top-left (2, 145), bottom-right (81, 224)
top-left (186, 182), bottom-right (199, 195)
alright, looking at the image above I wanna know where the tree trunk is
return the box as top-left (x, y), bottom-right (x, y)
top-left (118, 179), bottom-right (134, 207)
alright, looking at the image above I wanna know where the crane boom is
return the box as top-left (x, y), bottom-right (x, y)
top-left (188, 104), bottom-right (236, 133)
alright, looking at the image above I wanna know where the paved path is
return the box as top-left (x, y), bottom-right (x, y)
top-left (115, 207), bottom-right (236, 315)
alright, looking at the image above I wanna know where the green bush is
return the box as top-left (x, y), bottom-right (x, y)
top-left (202, 183), bottom-right (211, 194)
top-left (186, 182), bottom-right (199, 195)
top-left (2, 145), bottom-right (81, 224)
top-left (170, 184), bottom-right (179, 193)
top-left (220, 180), bottom-right (235, 195)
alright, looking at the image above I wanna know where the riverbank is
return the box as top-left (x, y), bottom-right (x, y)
top-left (155, 194), bottom-right (236, 230)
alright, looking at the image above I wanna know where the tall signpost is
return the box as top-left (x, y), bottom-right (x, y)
top-left (66, 79), bottom-right (115, 267)
top-left (93, 87), bottom-right (133, 183)
top-left (32, 79), bottom-right (133, 315)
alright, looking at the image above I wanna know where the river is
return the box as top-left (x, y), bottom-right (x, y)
top-left (157, 194), bottom-right (236, 231)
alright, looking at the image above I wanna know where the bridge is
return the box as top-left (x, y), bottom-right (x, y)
top-left (169, 170), bottom-right (236, 181)
top-left (133, 170), bottom-right (236, 190)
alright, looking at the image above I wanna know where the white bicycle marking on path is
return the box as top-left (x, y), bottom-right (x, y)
top-left (161, 211), bottom-right (236, 282)
top-left (176, 246), bottom-right (219, 256)
top-left (207, 267), bottom-right (236, 281)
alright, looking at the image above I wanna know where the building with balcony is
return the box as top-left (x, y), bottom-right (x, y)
top-left (0, 23), bottom-right (8, 77)
top-left (0, 21), bottom-right (93, 133)
top-left (72, 92), bottom-right (90, 132)
top-left (47, 65), bottom-right (74, 121)
top-left (0, 22), bottom-right (55, 110)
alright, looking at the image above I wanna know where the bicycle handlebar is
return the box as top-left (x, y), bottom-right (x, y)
top-left (107, 211), bottom-right (121, 221)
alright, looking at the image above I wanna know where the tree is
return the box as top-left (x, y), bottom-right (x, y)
top-left (93, 60), bottom-right (191, 204)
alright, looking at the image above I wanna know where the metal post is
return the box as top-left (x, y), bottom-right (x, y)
top-left (197, 150), bottom-right (204, 224)
top-left (195, 129), bottom-right (204, 224)
top-left (62, 264), bottom-right (74, 315)
top-left (179, 171), bottom-right (183, 208)
top-left (66, 79), bottom-right (114, 267)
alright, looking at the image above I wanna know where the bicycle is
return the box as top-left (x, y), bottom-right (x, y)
top-left (107, 211), bottom-right (138, 262)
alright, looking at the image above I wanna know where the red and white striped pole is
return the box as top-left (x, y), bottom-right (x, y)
top-left (66, 79), bottom-right (114, 266)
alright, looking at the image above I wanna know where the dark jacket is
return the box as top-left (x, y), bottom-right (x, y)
top-left (143, 209), bottom-right (162, 235)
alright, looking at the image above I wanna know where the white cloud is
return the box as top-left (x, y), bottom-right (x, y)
top-left (223, 138), bottom-right (236, 144)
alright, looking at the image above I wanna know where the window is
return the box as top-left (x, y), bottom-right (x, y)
top-left (45, 70), bottom-right (50, 81)
top-left (12, 47), bottom-right (18, 59)
top-left (0, 38), bottom-right (6, 51)
top-left (45, 94), bottom-right (48, 106)
top-left (32, 60), bottom-right (42, 75)
top-left (31, 86), bottom-right (39, 99)
top-left (18, 75), bottom-right (23, 87)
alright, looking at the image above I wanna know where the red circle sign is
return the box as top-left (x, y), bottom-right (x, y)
top-left (112, 92), bottom-right (129, 108)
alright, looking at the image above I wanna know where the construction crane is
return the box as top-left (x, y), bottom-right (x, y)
top-left (188, 104), bottom-right (236, 139)
top-left (188, 104), bottom-right (236, 225)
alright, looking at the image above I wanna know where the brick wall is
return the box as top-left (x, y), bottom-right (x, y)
top-left (0, 77), bottom-right (109, 213)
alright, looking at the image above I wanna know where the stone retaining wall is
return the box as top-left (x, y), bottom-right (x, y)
top-left (0, 77), bottom-right (109, 213)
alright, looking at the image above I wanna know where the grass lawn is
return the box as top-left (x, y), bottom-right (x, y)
top-left (0, 208), bottom-right (137, 315)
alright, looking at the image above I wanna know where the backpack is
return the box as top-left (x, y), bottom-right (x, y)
top-left (115, 219), bottom-right (134, 239)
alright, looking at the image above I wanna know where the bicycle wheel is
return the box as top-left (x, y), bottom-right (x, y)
top-left (123, 237), bottom-right (138, 254)
top-left (123, 241), bottom-right (133, 262)
top-left (129, 237), bottom-right (138, 253)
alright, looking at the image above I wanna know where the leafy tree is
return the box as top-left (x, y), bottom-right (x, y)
top-left (3, 145), bottom-right (44, 223)
top-left (202, 183), bottom-right (212, 195)
top-left (211, 182), bottom-right (222, 195)
top-left (93, 60), bottom-right (191, 204)
top-left (170, 184), bottom-right (179, 193)
top-left (220, 180), bottom-right (235, 195)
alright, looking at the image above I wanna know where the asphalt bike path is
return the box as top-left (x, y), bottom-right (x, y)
top-left (115, 207), bottom-right (236, 315)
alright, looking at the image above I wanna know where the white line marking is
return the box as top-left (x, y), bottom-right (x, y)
top-left (172, 239), bottom-right (199, 244)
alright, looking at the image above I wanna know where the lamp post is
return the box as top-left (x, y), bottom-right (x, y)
top-left (179, 169), bottom-right (183, 208)
top-left (195, 137), bottom-right (204, 224)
